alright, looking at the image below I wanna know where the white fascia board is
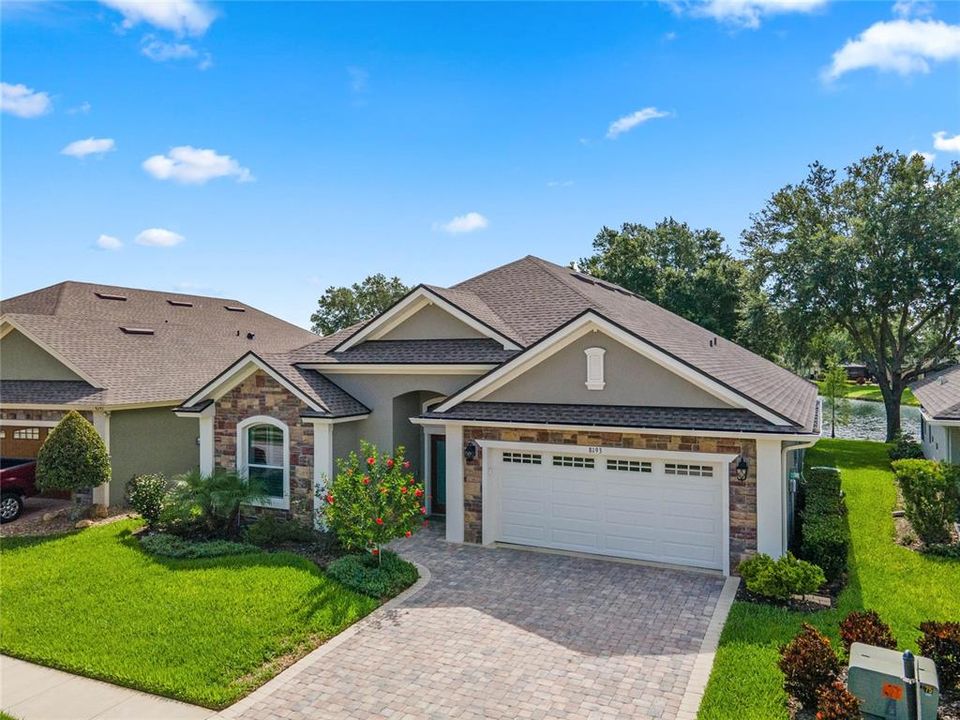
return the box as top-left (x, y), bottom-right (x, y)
top-left (475, 438), bottom-right (739, 465)
top-left (435, 312), bottom-right (792, 426)
top-left (921, 408), bottom-right (960, 427)
top-left (1, 316), bottom-right (103, 388)
top-left (409, 416), bottom-right (818, 441)
top-left (2, 400), bottom-right (189, 412)
top-left (301, 414), bottom-right (371, 425)
top-left (181, 353), bottom-right (325, 413)
top-left (335, 287), bottom-right (521, 352)
top-left (0, 418), bottom-right (62, 427)
top-left (298, 363), bottom-right (495, 375)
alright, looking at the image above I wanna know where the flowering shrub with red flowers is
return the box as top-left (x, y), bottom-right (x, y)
top-left (320, 440), bottom-right (425, 561)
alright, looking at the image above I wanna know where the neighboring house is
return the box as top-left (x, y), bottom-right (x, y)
top-left (0, 282), bottom-right (317, 506)
top-left (912, 365), bottom-right (960, 463)
top-left (175, 255), bottom-right (821, 575)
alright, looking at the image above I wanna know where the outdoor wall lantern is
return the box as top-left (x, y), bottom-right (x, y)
top-left (736, 455), bottom-right (749, 482)
top-left (464, 440), bottom-right (478, 462)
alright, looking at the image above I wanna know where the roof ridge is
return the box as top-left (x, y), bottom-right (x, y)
top-left (451, 254), bottom-right (539, 290)
top-left (525, 256), bottom-right (601, 308)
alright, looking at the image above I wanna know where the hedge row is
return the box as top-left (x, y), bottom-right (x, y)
top-left (798, 466), bottom-right (849, 582)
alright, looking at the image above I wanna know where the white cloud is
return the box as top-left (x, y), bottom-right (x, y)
top-left (197, 53), bottom-right (213, 71)
top-left (141, 35), bottom-right (197, 61)
top-left (0, 82), bottom-right (52, 118)
top-left (61, 137), bottom-right (116, 158)
top-left (434, 212), bottom-right (489, 234)
top-left (893, 0), bottom-right (934, 18)
top-left (96, 234), bottom-right (123, 250)
top-left (347, 66), bottom-right (369, 93)
top-left (99, 0), bottom-right (216, 36)
top-left (547, 180), bottom-right (574, 187)
top-left (606, 107), bottom-right (671, 139)
top-left (142, 146), bottom-right (253, 184)
top-left (669, 0), bottom-right (827, 29)
top-left (135, 228), bottom-right (185, 247)
top-left (909, 150), bottom-right (936, 164)
top-left (933, 131), bottom-right (960, 153)
top-left (68, 101), bottom-right (92, 115)
top-left (825, 19), bottom-right (960, 79)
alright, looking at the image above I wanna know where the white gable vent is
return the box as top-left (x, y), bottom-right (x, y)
top-left (584, 347), bottom-right (606, 390)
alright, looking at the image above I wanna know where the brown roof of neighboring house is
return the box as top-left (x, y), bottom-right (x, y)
top-left (912, 365), bottom-right (960, 420)
top-left (1, 281), bottom-right (318, 408)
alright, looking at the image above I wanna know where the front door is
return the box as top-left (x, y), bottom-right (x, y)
top-left (429, 434), bottom-right (447, 515)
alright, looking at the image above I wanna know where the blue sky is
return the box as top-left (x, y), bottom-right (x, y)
top-left (2, 0), bottom-right (959, 329)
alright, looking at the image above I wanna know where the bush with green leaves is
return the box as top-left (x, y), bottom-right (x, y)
top-left (35, 410), bottom-right (110, 495)
top-left (892, 459), bottom-right (960, 545)
top-left (778, 623), bottom-right (842, 708)
top-left (326, 550), bottom-right (419, 598)
top-left (140, 533), bottom-right (260, 559)
top-left (127, 474), bottom-right (167, 528)
top-left (889, 432), bottom-right (924, 461)
top-left (161, 469), bottom-right (267, 539)
top-left (244, 514), bottom-right (317, 547)
top-left (738, 552), bottom-right (825, 600)
top-left (798, 466), bottom-right (849, 582)
top-left (321, 441), bottom-right (425, 560)
top-left (838, 610), bottom-right (897, 654)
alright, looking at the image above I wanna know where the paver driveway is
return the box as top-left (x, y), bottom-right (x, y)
top-left (224, 527), bottom-right (726, 720)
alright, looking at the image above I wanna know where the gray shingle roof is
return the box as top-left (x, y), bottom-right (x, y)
top-left (422, 402), bottom-right (812, 434)
top-left (0, 380), bottom-right (108, 406)
top-left (292, 338), bottom-right (517, 365)
top-left (911, 365), bottom-right (960, 420)
top-left (1, 281), bottom-right (321, 407)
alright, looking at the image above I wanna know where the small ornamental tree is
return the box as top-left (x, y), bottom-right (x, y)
top-left (36, 410), bottom-right (110, 504)
top-left (321, 441), bottom-right (425, 562)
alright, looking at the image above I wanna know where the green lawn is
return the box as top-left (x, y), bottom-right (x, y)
top-left (698, 439), bottom-right (960, 719)
top-left (815, 380), bottom-right (919, 406)
top-left (0, 520), bottom-right (378, 709)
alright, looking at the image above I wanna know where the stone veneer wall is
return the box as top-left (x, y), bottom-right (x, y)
top-left (214, 370), bottom-right (315, 524)
top-left (461, 426), bottom-right (758, 570)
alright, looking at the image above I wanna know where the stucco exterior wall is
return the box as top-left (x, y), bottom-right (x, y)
top-left (109, 407), bottom-right (198, 506)
top-left (921, 418), bottom-right (953, 462)
top-left (0, 330), bottom-right (84, 382)
top-left (379, 303), bottom-right (487, 341)
top-left (484, 333), bottom-right (732, 408)
top-left (213, 370), bottom-right (315, 523)
top-left (458, 425), bottom-right (758, 570)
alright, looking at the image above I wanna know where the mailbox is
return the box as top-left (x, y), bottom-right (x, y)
top-left (847, 643), bottom-right (939, 719)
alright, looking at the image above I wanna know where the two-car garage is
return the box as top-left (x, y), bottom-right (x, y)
top-left (491, 447), bottom-right (727, 571)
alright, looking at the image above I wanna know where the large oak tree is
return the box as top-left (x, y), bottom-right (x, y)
top-left (743, 149), bottom-right (960, 440)
top-left (310, 274), bottom-right (410, 336)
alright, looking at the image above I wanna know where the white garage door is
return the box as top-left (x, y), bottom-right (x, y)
top-left (496, 450), bottom-right (723, 570)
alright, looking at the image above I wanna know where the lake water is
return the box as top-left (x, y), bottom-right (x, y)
top-left (818, 396), bottom-right (921, 442)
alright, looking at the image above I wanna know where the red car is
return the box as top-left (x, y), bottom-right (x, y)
top-left (0, 458), bottom-right (39, 522)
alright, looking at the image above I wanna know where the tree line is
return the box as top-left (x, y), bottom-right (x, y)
top-left (311, 148), bottom-right (960, 441)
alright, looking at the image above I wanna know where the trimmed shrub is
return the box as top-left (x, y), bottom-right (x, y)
top-left (798, 467), bottom-right (849, 582)
top-left (322, 442), bottom-right (425, 559)
top-left (778, 623), bottom-right (842, 707)
top-left (889, 432), bottom-right (924, 461)
top-left (140, 533), bottom-right (260, 559)
top-left (244, 515), bottom-right (317, 547)
top-left (35, 410), bottom-right (111, 494)
top-left (892, 459), bottom-right (960, 545)
top-left (838, 610), bottom-right (897, 654)
top-left (127, 474), bottom-right (167, 528)
top-left (924, 542), bottom-right (960, 558)
top-left (326, 550), bottom-right (419, 598)
top-left (162, 469), bottom-right (267, 539)
top-left (738, 552), bottom-right (826, 600)
top-left (815, 681), bottom-right (862, 720)
top-left (918, 621), bottom-right (960, 691)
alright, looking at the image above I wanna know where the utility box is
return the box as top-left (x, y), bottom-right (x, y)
top-left (847, 643), bottom-right (939, 719)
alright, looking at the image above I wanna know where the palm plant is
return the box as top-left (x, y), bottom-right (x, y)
top-left (163, 469), bottom-right (267, 538)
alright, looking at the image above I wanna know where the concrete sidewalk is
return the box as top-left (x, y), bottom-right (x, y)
top-left (0, 656), bottom-right (215, 720)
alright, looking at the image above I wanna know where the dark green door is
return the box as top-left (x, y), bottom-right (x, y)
top-left (430, 435), bottom-right (447, 515)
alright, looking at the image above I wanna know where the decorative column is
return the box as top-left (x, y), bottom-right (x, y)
top-left (444, 424), bottom-right (464, 543)
top-left (92, 410), bottom-right (111, 507)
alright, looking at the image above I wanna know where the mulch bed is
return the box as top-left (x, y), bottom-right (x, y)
top-left (735, 572), bottom-right (844, 612)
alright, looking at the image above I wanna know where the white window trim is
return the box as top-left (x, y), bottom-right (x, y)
top-left (584, 346), bottom-right (606, 390)
top-left (237, 415), bottom-right (290, 510)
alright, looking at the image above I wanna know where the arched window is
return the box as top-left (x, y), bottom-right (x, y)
top-left (236, 416), bottom-right (289, 509)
